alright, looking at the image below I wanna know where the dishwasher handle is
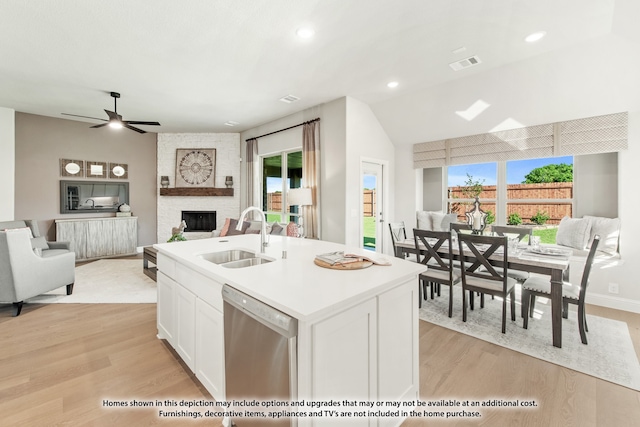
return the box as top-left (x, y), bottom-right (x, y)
top-left (222, 284), bottom-right (297, 338)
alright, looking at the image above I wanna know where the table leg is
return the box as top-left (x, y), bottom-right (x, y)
top-left (551, 269), bottom-right (563, 348)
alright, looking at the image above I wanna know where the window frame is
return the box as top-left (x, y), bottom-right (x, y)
top-left (260, 148), bottom-right (303, 223)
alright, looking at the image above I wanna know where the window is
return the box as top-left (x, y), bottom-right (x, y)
top-left (446, 156), bottom-right (574, 243)
top-left (262, 150), bottom-right (303, 223)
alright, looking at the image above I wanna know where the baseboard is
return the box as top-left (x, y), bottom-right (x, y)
top-left (587, 292), bottom-right (640, 314)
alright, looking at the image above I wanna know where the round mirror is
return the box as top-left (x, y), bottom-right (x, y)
top-left (65, 162), bottom-right (81, 175)
top-left (112, 165), bottom-right (125, 177)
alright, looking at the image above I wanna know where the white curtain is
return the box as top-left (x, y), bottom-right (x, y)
top-left (303, 120), bottom-right (320, 239)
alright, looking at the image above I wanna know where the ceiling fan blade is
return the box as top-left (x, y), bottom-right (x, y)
top-left (124, 121), bottom-right (161, 126)
top-left (61, 113), bottom-right (107, 122)
top-left (123, 124), bottom-right (147, 134)
top-left (104, 110), bottom-right (120, 121)
top-left (90, 123), bottom-right (109, 129)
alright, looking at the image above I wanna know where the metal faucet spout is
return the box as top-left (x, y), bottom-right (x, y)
top-left (237, 206), bottom-right (268, 253)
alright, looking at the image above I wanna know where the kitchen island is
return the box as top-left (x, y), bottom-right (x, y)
top-left (154, 235), bottom-right (425, 427)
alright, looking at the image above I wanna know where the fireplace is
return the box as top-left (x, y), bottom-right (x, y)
top-left (182, 211), bottom-right (217, 232)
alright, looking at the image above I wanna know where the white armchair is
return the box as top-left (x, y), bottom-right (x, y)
top-left (0, 228), bottom-right (75, 316)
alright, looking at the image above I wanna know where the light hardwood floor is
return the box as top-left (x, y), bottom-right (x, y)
top-left (1, 301), bottom-right (639, 426)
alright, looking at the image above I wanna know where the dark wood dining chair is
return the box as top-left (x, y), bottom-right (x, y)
top-left (522, 235), bottom-right (600, 344)
top-left (458, 233), bottom-right (517, 333)
top-left (389, 221), bottom-right (416, 259)
top-left (487, 225), bottom-right (532, 282)
top-left (450, 222), bottom-right (472, 234)
top-left (413, 229), bottom-right (461, 316)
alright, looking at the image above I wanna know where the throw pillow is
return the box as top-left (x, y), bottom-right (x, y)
top-left (555, 216), bottom-right (592, 250)
top-left (225, 219), bottom-right (250, 236)
top-left (270, 223), bottom-right (284, 235)
top-left (30, 236), bottom-right (49, 250)
top-left (245, 229), bottom-right (261, 234)
top-left (440, 213), bottom-right (458, 233)
top-left (584, 215), bottom-right (621, 255)
top-left (416, 211), bottom-right (432, 230)
top-left (219, 218), bottom-right (232, 237)
top-left (430, 212), bottom-right (447, 231)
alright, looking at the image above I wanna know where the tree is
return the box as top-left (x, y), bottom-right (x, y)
top-left (523, 163), bottom-right (573, 184)
top-left (450, 173), bottom-right (484, 214)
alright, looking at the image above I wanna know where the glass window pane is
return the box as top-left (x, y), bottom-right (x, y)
top-left (447, 162), bottom-right (496, 220)
top-left (287, 151), bottom-right (303, 222)
top-left (263, 154), bottom-right (283, 216)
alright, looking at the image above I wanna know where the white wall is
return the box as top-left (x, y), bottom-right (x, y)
top-left (345, 97), bottom-right (396, 254)
top-left (157, 133), bottom-right (240, 243)
top-left (0, 107), bottom-right (14, 221)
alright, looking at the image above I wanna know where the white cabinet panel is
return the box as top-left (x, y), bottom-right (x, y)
top-left (157, 272), bottom-right (175, 345)
top-left (175, 284), bottom-right (197, 371)
top-left (311, 298), bottom-right (376, 427)
top-left (195, 299), bottom-right (225, 401)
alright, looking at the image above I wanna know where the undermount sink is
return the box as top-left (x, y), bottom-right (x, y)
top-left (221, 257), bottom-right (273, 269)
top-left (198, 249), bottom-right (256, 264)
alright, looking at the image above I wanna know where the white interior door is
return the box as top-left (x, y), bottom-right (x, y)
top-left (361, 161), bottom-right (384, 253)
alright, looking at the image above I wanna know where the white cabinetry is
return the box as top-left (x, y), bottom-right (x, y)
top-left (55, 217), bottom-right (137, 261)
top-left (195, 298), bottom-right (225, 400)
top-left (157, 254), bottom-right (225, 402)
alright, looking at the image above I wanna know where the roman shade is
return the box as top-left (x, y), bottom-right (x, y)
top-left (413, 112), bottom-right (627, 169)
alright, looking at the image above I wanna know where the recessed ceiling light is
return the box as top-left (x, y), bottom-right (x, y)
top-left (387, 81), bottom-right (399, 88)
top-left (525, 31), bottom-right (546, 43)
top-left (296, 27), bottom-right (315, 38)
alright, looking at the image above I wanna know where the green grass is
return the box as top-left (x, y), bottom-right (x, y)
top-left (363, 216), bottom-right (376, 248)
top-left (532, 227), bottom-right (558, 244)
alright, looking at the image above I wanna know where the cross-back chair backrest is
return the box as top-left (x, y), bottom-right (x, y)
top-left (491, 225), bottom-right (533, 244)
top-left (450, 222), bottom-right (472, 234)
top-left (413, 229), bottom-right (454, 275)
top-left (457, 233), bottom-right (509, 291)
top-left (578, 234), bottom-right (600, 305)
top-left (389, 222), bottom-right (408, 257)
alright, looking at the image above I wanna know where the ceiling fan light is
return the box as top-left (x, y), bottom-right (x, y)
top-left (109, 120), bottom-right (123, 129)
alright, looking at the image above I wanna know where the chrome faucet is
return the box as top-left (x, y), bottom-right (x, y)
top-left (86, 198), bottom-right (96, 208)
top-left (237, 206), bottom-right (268, 253)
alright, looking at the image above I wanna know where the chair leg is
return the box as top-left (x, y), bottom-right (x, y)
top-left (13, 301), bottom-right (24, 317)
top-left (462, 288), bottom-right (467, 322)
top-left (418, 280), bottom-right (423, 309)
top-left (448, 285), bottom-right (453, 318)
top-left (430, 282), bottom-right (435, 299)
top-left (480, 293), bottom-right (485, 308)
top-left (510, 290), bottom-right (516, 321)
top-left (529, 295), bottom-right (536, 317)
top-left (578, 304), bottom-right (588, 345)
top-left (563, 300), bottom-right (569, 319)
top-left (522, 290), bottom-right (530, 329)
top-left (66, 283), bottom-right (74, 295)
top-left (469, 291), bottom-right (475, 311)
top-left (501, 298), bottom-right (507, 333)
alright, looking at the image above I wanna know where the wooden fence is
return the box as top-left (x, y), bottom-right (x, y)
top-left (448, 182), bottom-right (573, 224)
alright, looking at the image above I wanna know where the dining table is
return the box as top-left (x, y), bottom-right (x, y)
top-left (395, 237), bottom-right (571, 348)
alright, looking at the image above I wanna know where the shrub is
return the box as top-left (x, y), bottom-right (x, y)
top-left (530, 210), bottom-right (550, 225)
top-left (485, 210), bottom-right (495, 225)
top-left (507, 213), bottom-right (522, 225)
top-left (167, 233), bottom-right (187, 243)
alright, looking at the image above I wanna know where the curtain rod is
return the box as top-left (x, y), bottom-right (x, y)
top-left (246, 117), bottom-right (320, 141)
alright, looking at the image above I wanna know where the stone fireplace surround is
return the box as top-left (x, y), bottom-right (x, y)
top-left (157, 133), bottom-right (240, 243)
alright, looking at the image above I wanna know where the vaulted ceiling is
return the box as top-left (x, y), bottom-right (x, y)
top-left (0, 0), bottom-right (625, 144)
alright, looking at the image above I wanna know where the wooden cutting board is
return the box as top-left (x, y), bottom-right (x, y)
top-left (314, 258), bottom-right (373, 270)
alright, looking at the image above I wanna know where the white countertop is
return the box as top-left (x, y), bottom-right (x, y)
top-left (154, 235), bottom-right (426, 322)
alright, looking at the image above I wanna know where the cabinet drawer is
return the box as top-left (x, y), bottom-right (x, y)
top-left (157, 253), bottom-right (176, 281)
top-left (176, 264), bottom-right (223, 311)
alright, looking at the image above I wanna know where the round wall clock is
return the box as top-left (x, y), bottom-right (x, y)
top-left (177, 149), bottom-right (215, 186)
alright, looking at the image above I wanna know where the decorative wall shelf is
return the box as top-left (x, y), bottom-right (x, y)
top-left (160, 188), bottom-right (234, 197)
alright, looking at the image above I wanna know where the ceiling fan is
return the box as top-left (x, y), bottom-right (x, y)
top-left (62, 92), bottom-right (160, 134)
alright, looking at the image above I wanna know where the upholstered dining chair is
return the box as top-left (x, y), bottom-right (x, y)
top-left (521, 235), bottom-right (600, 344)
top-left (487, 225), bottom-right (532, 283)
top-left (458, 233), bottom-right (517, 333)
top-left (413, 229), bottom-right (461, 315)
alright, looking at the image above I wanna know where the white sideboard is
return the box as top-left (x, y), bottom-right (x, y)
top-left (56, 217), bottom-right (138, 261)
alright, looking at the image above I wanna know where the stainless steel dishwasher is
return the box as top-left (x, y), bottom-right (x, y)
top-left (222, 284), bottom-right (298, 427)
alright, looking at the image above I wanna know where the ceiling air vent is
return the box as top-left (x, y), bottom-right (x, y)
top-left (449, 55), bottom-right (482, 71)
top-left (279, 94), bottom-right (300, 103)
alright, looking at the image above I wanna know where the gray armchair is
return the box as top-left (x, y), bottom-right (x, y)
top-left (0, 222), bottom-right (75, 316)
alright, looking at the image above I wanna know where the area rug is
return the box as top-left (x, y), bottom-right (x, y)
top-left (27, 259), bottom-right (157, 304)
top-left (419, 285), bottom-right (640, 391)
